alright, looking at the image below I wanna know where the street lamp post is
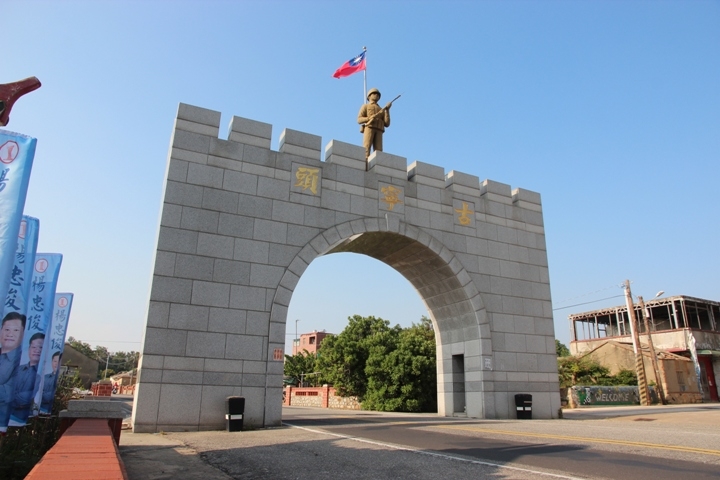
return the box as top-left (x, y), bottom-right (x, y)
top-left (294, 319), bottom-right (300, 355)
top-left (638, 292), bottom-right (667, 405)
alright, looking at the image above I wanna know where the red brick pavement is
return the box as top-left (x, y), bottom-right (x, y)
top-left (25, 418), bottom-right (128, 480)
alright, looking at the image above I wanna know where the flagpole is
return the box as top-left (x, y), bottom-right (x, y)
top-left (363, 46), bottom-right (367, 102)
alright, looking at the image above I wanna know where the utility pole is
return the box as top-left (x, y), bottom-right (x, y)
top-left (104, 354), bottom-right (110, 380)
top-left (129, 352), bottom-right (138, 393)
top-left (638, 295), bottom-right (667, 405)
top-left (624, 280), bottom-right (650, 406)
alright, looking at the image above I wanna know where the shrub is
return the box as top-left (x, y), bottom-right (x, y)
top-left (0, 373), bottom-right (85, 479)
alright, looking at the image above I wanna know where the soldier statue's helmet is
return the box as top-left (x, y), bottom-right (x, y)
top-left (367, 88), bottom-right (381, 100)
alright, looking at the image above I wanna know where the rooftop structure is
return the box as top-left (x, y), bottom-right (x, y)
top-left (569, 295), bottom-right (720, 342)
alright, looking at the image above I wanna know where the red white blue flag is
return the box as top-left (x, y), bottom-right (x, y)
top-left (332, 51), bottom-right (366, 79)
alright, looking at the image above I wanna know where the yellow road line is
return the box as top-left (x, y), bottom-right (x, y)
top-left (436, 425), bottom-right (720, 457)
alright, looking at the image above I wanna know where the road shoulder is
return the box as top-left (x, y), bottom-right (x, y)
top-left (119, 431), bottom-right (233, 480)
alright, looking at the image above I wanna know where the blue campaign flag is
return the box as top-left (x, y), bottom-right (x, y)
top-left (7, 253), bottom-right (62, 427)
top-left (0, 131), bottom-right (36, 316)
top-left (0, 215), bottom-right (38, 432)
top-left (3, 215), bottom-right (39, 319)
top-left (38, 293), bottom-right (73, 415)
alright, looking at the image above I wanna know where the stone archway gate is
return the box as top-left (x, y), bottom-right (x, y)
top-left (131, 103), bottom-right (561, 433)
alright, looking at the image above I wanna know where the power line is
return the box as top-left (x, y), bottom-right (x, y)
top-left (81, 340), bottom-right (141, 344)
top-left (555, 284), bottom-right (623, 305)
top-left (552, 295), bottom-right (624, 312)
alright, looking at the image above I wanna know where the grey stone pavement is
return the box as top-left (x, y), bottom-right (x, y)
top-left (118, 402), bottom-right (720, 480)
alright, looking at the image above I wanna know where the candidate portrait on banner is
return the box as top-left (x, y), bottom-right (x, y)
top-left (38, 293), bottom-right (73, 415)
top-left (8, 254), bottom-right (62, 426)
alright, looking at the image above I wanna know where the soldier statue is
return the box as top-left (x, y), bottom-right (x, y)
top-left (357, 88), bottom-right (400, 163)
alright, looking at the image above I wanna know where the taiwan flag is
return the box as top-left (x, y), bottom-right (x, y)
top-left (332, 51), bottom-right (366, 79)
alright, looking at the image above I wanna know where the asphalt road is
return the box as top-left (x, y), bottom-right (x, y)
top-left (120, 403), bottom-right (720, 480)
top-left (281, 405), bottom-right (720, 480)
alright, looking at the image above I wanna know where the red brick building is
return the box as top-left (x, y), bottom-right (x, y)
top-left (292, 330), bottom-right (332, 355)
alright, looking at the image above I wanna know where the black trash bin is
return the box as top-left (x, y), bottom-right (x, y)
top-left (226, 396), bottom-right (245, 432)
top-left (514, 394), bottom-right (532, 420)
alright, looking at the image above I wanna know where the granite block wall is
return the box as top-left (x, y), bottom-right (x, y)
top-left (132, 103), bottom-right (560, 433)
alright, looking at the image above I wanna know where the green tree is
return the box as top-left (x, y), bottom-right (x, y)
top-left (284, 351), bottom-right (323, 386)
top-left (317, 315), bottom-right (438, 412)
top-left (107, 351), bottom-right (140, 376)
top-left (557, 356), bottom-right (609, 387)
top-left (66, 336), bottom-right (93, 358)
top-left (66, 338), bottom-right (139, 379)
top-left (555, 340), bottom-right (570, 357)
top-left (316, 315), bottom-right (397, 399)
top-left (599, 368), bottom-right (637, 386)
top-left (363, 316), bottom-right (437, 412)
top-left (557, 356), bottom-right (637, 387)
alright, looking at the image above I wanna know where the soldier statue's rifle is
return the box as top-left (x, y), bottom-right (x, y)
top-left (360, 94), bottom-right (401, 133)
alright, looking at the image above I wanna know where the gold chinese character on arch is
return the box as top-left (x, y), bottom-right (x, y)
top-left (294, 167), bottom-right (320, 195)
top-left (381, 185), bottom-right (403, 211)
top-left (455, 201), bottom-right (474, 226)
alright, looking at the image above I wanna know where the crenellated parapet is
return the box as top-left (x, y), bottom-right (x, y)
top-left (172, 103), bottom-right (543, 234)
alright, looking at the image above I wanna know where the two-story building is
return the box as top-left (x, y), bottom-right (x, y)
top-left (569, 295), bottom-right (720, 402)
top-left (292, 330), bottom-right (332, 356)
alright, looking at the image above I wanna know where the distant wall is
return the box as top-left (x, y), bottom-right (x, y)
top-left (284, 386), bottom-right (360, 410)
top-left (569, 386), bottom-right (660, 407)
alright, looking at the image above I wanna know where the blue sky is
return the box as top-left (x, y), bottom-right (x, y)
top-left (4, 0), bottom-right (719, 353)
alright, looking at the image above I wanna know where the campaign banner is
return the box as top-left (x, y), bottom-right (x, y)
top-left (7, 253), bottom-right (62, 427)
top-left (0, 215), bottom-right (38, 432)
top-left (3, 215), bottom-right (39, 319)
top-left (0, 131), bottom-right (36, 314)
top-left (37, 293), bottom-right (73, 414)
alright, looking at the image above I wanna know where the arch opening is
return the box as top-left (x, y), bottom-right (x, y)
top-left (329, 231), bottom-right (479, 348)
top-left (275, 222), bottom-right (491, 419)
top-left (285, 251), bottom-right (430, 354)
